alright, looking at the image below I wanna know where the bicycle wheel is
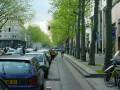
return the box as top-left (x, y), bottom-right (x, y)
top-left (104, 73), bottom-right (115, 87)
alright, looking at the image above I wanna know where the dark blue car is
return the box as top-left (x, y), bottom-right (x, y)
top-left (0, 55), bottom-right (44, 90)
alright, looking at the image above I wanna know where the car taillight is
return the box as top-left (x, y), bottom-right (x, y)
top-left (28, 76), bottom-right (38, 86)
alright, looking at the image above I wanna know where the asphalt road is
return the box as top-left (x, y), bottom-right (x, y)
top-left (45, 55), bottom-right (94, 90)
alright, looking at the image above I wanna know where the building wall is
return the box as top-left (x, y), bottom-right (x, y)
top-left (98, 0), bottom-right (120, 53)
top-left (86, 0), bottom-right (120, 53)
top-left (0, 21), bottom-right (26, 48)
top-left (112, 1), bottom-right (120, 50)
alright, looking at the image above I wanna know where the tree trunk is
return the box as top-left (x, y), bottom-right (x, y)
top-left (104, 0), bottom-right (113, 70)
top-left (66, 38), bottom-right (70, 54)
top-left (76, 0), bottom-right (81, 59)
top-left (70, 38), bottom-right (73, 55)
top-left (88, 0), bottom-right (99, 65)
top-left (81, 0), bottom-right (86, 61)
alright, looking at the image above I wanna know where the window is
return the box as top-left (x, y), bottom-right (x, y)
top-left (8, 28), bottom-right (11, 32)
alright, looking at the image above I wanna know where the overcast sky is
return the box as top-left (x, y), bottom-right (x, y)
top-left (28, 0), bottom-right (52, 34)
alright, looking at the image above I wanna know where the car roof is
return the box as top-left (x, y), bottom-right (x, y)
top-left (26, 52), bottom-right (44, 55)
top-left (0, 55), bottom-right (34, 61)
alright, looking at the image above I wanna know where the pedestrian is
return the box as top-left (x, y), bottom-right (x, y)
top-left (3, 47), bottom-right (8, 53)
top-left (103, 48), bottom-right (105, 54)
top-left (49, 49), bottom-right (56, 61)
top-left (61, 49), bottom-right (65, 59)
top-left (98, 48), bottom-right (102, 56)
top-left (21, 46), bottom-right (25, 55)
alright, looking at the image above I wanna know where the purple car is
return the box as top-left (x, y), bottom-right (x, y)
top-left (0, 55), bottom-right (44, 90)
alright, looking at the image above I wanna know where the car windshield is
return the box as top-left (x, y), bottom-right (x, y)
top-left (0, 61), bottom-right (31, 74)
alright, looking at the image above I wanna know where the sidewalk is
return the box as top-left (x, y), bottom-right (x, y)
top-left (45, 60), bottom-right (61, 90)
top-left (65, 54), bottom-right (105, 78)
top-left (64, 54), bottom-right (117, 90)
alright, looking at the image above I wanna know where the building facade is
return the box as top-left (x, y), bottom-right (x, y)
top-left (91, 0), bottom-right (120, 54)
top-left (112, 1), bottom-right (120, 51)
top-left (0, 21), bottom-right (26, 48)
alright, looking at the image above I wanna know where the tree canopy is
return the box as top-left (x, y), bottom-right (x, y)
top-left (27, 26), bottom-right (51, 46)
top-left (49, 0), bottom-right (92, 46)
top-left (0, 0), bottom-right (33, 30)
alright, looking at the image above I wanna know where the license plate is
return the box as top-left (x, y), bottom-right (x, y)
top-left (5, 80), bottom-right (17, 85)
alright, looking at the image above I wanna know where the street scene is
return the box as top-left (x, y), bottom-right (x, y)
top-left (0, 0), bottom-right (120, 90)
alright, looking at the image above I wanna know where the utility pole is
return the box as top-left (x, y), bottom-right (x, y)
top-left (76, 0), bottom-right (81, 59)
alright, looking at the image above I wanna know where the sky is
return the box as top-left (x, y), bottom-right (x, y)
top-left (27, 0), bottom-right (52, 34)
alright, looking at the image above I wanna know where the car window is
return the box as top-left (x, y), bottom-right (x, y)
top-left (0, 61), bottom-right (31, 74)
top-left (25, 53), bottom-right (44, 61)
top-left (36, 56), bottom-right (44, 62)
top-left (31, 59), bottom-right (40, 71)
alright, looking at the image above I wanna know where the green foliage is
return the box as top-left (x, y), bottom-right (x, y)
top-left (49, 0), bottom-right (92, 46)
top-left (49, 0), bottom-right (78, 46)
top-left (0, 0), bottom-right (33, 29)
top-left (27, 26), bottom-right (51, 46)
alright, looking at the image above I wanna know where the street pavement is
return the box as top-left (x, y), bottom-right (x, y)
top-left (45, 55), bottom-right (94, 90)
top-left (45, 54), bottom-right (119, 90)
top-left (64, 54), bottom-right (118, 90)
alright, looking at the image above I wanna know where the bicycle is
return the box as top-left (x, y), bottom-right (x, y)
top-left (104, 62), bottom-right (120, 89)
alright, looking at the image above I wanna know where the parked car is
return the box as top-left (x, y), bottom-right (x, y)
top-left (37, 49), bottom-right (51, 65)
top-left (25, 52), bottom-right (49, 78)
top-left (0, 79), bottom-right (9, 90)
top-left (26, 48), bottom-right (34, 53)
top-left (5, 48), bottom-right (17, 55)
top-left (0, 55), bottom-right (44, 90)
top-left (0, 48), bottom-right (4, 56)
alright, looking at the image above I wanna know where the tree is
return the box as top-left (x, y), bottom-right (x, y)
top-left (104, 0), bottom-right (113, 69)
top-left (0, 0), bottom-right (32, 31)
top-left (27, 26), bottom-right (51, 46)
top-left (88, 0), bottom-right (99, 65)
top-left (50, 0), bottom-right (77, 47)
top-left (81, 0), bottom-right (86, 61)
top-left (76, 0), bottom-right (81, 59)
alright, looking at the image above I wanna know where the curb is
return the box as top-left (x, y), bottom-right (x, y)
top-left (65, 55), bottom-right (105, 78)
